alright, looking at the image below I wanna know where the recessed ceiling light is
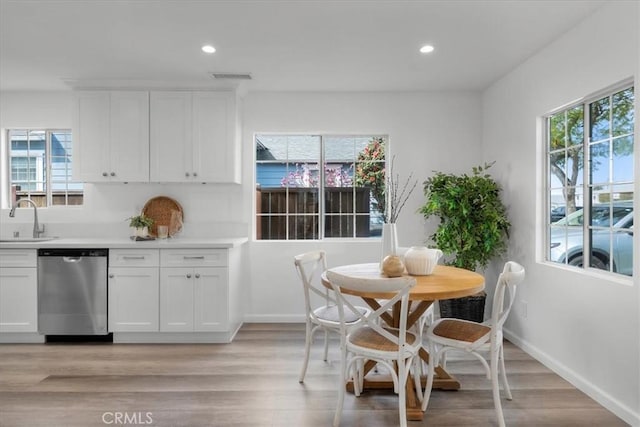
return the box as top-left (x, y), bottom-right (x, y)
top-left (201, 45), bottom-right (216, 54)
top-left (420, 45), bottom-right (435, 54)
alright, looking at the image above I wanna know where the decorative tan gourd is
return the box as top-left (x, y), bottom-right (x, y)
top-left (381, 255), bottom-right (405, 278)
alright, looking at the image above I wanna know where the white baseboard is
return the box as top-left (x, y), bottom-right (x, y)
top-left (243, 314), bottom-right (306, 323)
top-left (0, 333), bottom-right (44, 343)
top-left (113, 331), bottom-right (236, 344)
top-left (504, 328), bottom-right (639, 426)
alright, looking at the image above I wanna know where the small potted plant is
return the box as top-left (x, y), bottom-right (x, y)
top-left (127, 214), bottom-right (154, 238)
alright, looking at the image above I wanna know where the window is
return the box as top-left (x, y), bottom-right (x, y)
top-left (546, 84), bottom-right (634, 276)
top-left (7, 129), bottom-right (83, 207)
top-left (255, 135), bottom-right (386, 240)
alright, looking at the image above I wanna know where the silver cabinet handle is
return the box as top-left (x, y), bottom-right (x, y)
top-left (109, 274), bottom-right (114, 278)
top-left (195, 273), bottom-right (200, 279)
top-left (102, 172), bottom-right (108, 177)
top-left (193, 172), bottom-right (198, 177)
top-left (123, 256), bottom-right (145, 260)
top-left (185, 172), bottom-right (190, 177)
top-left (183, 256), bottom-right (205, 260)
top-left (186, 273), bottom-right (192, 278)
top-left (110, 172), bottom-right (116, 176)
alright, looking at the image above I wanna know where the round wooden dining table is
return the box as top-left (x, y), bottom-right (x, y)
top-left (321, 262), bottom-right (485, 421)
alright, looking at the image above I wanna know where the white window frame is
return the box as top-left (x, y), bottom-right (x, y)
top-left (4, 129), bottom-right (83, 208)
top-left (254, 134), bottom-right (387, 241)
top-left (544, 80), bottom-right (634, 279)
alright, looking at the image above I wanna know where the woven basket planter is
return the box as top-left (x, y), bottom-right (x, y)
top-left (438, 291), bottom-right (486, 323)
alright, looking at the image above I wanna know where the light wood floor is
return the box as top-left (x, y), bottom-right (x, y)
top-left (0, 323), bottom-right (627, 427)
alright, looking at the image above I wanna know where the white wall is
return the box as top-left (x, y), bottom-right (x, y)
top-left (0, 91), bottom-right (246, 238)
top-left (482, 2), bottom-right (639, 424)
top-left (241, 91), bottom-right (482, 321)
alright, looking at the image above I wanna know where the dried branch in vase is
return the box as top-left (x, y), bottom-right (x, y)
top-left (385, 156), bottom-right (417, 223)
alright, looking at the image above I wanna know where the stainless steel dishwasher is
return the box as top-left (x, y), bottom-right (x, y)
top-left (37, 248), bottom-right (109, 336)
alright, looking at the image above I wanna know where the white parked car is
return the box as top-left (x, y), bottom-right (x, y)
top-left (549, 205), bottom-right (634, 276)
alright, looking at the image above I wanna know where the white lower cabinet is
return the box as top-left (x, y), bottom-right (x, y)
top-left (0, 245), bottom-right (239, 343)
top-left (160, 249), bottom-right (228, 332)
top-left (109, 267), bottom-right (159, 332)
top-left (0, 250), bottom-right (38, 333)
top-left (108, 249), bottom-right (160, 332)
top-left (194, 268), bottom-right (228, 331)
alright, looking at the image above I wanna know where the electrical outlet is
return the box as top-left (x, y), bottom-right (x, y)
top-left (520, 300), bottom-right (528, 319)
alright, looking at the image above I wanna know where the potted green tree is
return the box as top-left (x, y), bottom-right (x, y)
top-left (419, 162), bottom-right (510, 321)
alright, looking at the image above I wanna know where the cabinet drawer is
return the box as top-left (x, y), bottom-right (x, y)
top-left (110, 249), bottom-right (159, 267)
top-left (160, 249), bottom-right (227, 267)
top-left (0, 249), bottom-right (37, 268)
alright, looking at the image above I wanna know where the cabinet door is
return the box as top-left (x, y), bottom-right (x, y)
top-left (193, 267), bottom-right (228, 331)
top-left (110, 91), bottom-right (149, 182)
top-left (108, 267), bottom-right (159, 332)
top-left (150, 91), bottom-right (192, 182)
top-left (73, 91), bottom-right (110, 181)
top-left (160, 267), bottom-right (194, 331)
top-left (0, 267), bottom-right (37, 332)
top-left (192, 92), bottom-right (238, 183)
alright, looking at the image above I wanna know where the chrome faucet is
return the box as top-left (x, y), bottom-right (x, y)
top-left (9, 198), bottom-right (45, 238)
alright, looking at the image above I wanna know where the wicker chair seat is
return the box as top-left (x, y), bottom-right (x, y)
top-left (432, 319), bottom-right (491, 343)
top-left (349, 327), bottom-right (418, 352)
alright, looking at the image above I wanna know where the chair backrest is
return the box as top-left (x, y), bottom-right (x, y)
top-left (326, 269), bottom-right (416, 350)
top-left (490, 261), bottom-right (526, 339)
top-left (294, 250), bottom-right (335, 321)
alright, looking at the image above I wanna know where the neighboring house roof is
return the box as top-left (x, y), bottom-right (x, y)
top-left (256, 140), bottom-right (276, 161)
top-left (256, 135), bottom-right (384, 162)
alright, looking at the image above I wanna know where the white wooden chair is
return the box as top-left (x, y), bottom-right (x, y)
top-left (326, 269), bottom-right (422, 427)
top-left (293, 250), bottom-right (370, 383)
top-left (421, 261), bottom-right (526, 427)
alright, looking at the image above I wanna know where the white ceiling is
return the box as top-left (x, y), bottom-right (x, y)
top-left (0, 0), bottom-right (606, 93)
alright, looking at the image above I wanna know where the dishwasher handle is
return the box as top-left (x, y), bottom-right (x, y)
top-left (63, 257), bottom-right (82, 263)
top-left (38, 249), bottom-right (108, 257)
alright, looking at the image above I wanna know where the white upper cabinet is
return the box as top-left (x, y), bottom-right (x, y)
top-left (149, 91), bottom-right (192, 182)
top-left (73, 91), bottom-right (150, 182)
top-left (150, 91), bottom-right (240, 183)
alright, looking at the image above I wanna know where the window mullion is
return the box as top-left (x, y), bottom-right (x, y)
top-left (583, 104), bottom-right (592, 269)
top-left (352, 167), bottom-right (357, 238)
top-left (25, 130), bottom-right (31, 200)
top-left (46, 131), bottom-right (53, 207)
top-left (319, 136), bottom-right (326, 240)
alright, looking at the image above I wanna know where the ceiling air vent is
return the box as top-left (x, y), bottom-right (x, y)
top-left (210, 72), bottom-right (252, 80)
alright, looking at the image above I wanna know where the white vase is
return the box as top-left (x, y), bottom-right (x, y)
top-left (404, 246), bottom-right (443, 275)
top-left (381, 223), bottom-right (399, 261)
top-left (131, 226), bottom-right (148, 238)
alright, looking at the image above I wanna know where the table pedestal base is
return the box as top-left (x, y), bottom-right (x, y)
top-left (346, 349), bottom-right (460, 421)
top-left (346, 373), bottom-right (460, 421)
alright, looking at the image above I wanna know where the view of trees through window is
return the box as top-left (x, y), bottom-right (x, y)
top-left (547, 85), bottom-right (634, 276)
top-left (255, 135), bottom-right (386, 240)
top-left (7, 129), bottom-right (83, 207)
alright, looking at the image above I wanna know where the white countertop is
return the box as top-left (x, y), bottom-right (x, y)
top-left (0, 236), bottom-right (248, 250)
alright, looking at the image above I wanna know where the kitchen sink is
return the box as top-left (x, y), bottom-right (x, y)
top-left (0, 237), bottom-right (58, 242)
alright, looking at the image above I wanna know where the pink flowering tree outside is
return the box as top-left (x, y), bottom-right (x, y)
top-left (354, 137), bottom-right (386, 220)
top-left (281, 163), bottom-right (353, 188)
